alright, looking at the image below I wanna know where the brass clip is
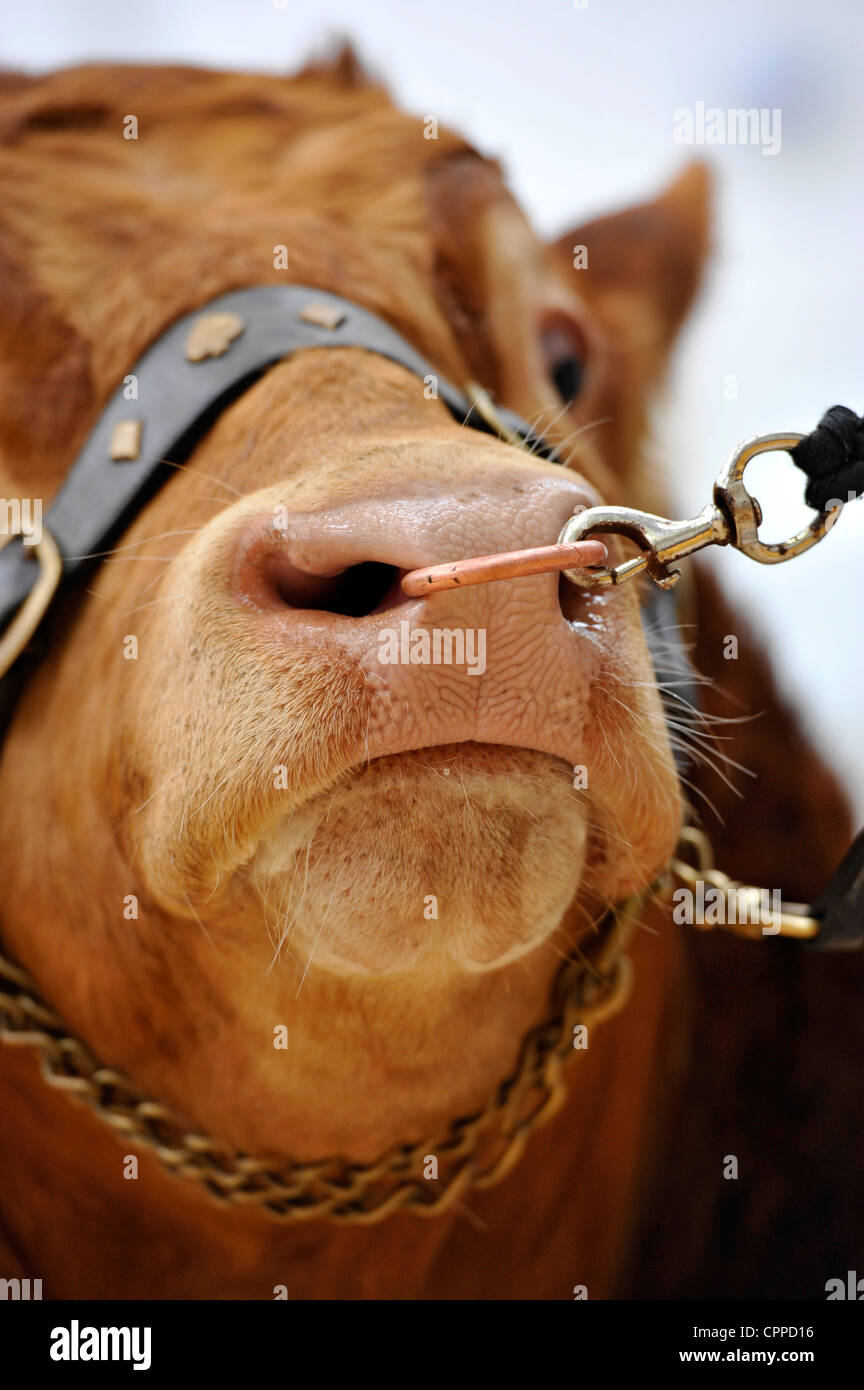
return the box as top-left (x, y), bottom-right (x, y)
top-left (0, 527), bottom-right (63, 678)
top-left (663, 826), bottom-right (819, 941)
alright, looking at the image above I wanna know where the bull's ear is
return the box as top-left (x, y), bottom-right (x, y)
top-left (554, 161), bottom-right (712, 360)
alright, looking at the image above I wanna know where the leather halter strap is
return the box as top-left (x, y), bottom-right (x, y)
top-left (0, 281), bottom-right (695, 786)
top-left (0, 283), bottom-right (559, 653)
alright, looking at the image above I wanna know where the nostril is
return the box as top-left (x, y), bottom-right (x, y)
top-left (262, 552), bottom-right (402, 618)
top-left (282, 559), bottom-right (400, 618)
top-left (230, 517), bottom-right (409, 619)
top-left (558, 572), bottom-right (580, 624)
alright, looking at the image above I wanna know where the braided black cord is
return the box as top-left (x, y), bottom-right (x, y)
top-left (790, 405), bottom-right (864, 512)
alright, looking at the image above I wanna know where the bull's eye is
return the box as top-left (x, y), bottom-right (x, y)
top-left (540, 316), bottom-right (587, 405)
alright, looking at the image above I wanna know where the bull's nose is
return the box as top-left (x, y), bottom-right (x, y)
top-left (214, 457), bottom-right (679, 896)
top-left (228, 471), bottom-right (599, 624)
top-left (222, 464), bottom-right (622, 777)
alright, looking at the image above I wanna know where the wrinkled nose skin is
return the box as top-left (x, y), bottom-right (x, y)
top-left (229, 465), bottom-right (624, 771)
top-left (123, 430), bottom-right (679, 975)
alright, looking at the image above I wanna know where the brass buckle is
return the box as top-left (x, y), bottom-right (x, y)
top-left (559, 432), bottom-right (835, 589)
top-left (0, 526), bottom-right (63, 678)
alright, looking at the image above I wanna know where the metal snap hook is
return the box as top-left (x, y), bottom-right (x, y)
top-left (714, 430), bottom-right (835, 564)
top-left (558, 502), bottom-right (730, 589)
top-left (560, 431), bottom-right (835, 590)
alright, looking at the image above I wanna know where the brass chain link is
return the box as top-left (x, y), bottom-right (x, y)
top-left (0, 895), bottom-right (639, 1224)
top-left (663, 827), bottom-right (819, 940)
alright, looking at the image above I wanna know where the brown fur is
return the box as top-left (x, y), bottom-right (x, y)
top-left (0, 57), bottom-right (856, 1300)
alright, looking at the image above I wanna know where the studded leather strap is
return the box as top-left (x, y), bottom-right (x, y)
top-left (0, 284), bottom-right (559, 648)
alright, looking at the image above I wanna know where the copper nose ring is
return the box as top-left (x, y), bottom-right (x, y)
top-left (400, 539), bottom-right (608, 597)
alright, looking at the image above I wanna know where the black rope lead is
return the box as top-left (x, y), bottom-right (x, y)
top-left (790, 405), bottom-right (864, 512)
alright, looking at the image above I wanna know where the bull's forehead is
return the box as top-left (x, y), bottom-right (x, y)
top-left (0, 58), bottom-right (712, 525)
top-left (0, 63), bottom-right (533, 492)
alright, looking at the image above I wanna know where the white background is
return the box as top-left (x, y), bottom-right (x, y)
top-left (3, 0), bottom-right (863, 812)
